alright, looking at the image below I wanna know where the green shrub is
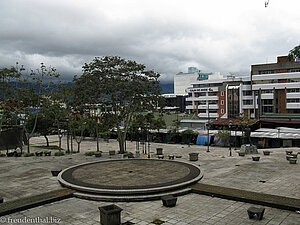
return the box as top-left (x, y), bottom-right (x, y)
top-left (23, 153), bottom-right (34, 157)
top-left (85, 151), bottom-right (95, 156)
top-left (54, 151), bottom-right (65, 156)
top-left (0, 153), bottom-right (6, 157)
top-left (215, 130), bottom-right (230, 138)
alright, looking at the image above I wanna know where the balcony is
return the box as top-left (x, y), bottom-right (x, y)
top-left (186, 104), bottom-right (219, 110)
top-left (186, 105), bottom-right (195, 110)
top-left (208, 104), bottom-right (219, 109)
top-left (242, 104), bottom-right (254, 109)
top-left (186, 97), bottom-right (195, 102)
top-left (252, 82), bottom-right (300, 91)
top-left (286, 103), bottom-right (300, 109)
top-left (186, 96), bottom-right (218, 101)
top-left (286, 92), bottom-right (300, 99)
top-left (261, 93), bottom-right (274, 99)
top-left (241, 85), bottom-right (251, 90)
top-left (198, 113), bottom-right (219, 118)
top-left (242, 96), bottom-right (253, 100)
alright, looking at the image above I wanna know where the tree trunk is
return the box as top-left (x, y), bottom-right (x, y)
top-left (70, 133), bottom-right (73, 153)
top-left (118, 131), bottom-right (126, 154)
top-left (24, 131), bottom-right (31, 154)
top-left (58, 130), bottom-right (63, 152)
top-left (58, 135), bottom-right (62, 151)
top-left (95, 118), bottom-right (100, 152)
top-left (27, 136), bottom-right (30, 153)
top-left (74, 135), bottom-right (82, 153)
top-left (77, 142), bottom-right (80, 153)
top-left (44, 135), bottom-right (49, 147)
top-left (66, 131), bottom-right (70, 153)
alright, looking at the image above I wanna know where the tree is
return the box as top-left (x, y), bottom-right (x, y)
top-left (0, 64), bottom-right (23, 129)
top-left (0, 63), bottom-right (61, 153)
top-left (288, 45), bottom-right (300, 61)
top-left (18, 63), bottom-right (60, 153)
top-left (70, 115), bottom-right (87, 153)
top-left (25, 106), bottom-right (55, 147)
top-left (151, 114), bottom-right (166, 133)
top-left (79, 56), bottom-right (162, 153)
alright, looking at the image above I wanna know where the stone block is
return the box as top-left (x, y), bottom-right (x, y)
top-left (161, 195), bottom-right (177, 207)
top-left (247, 207), bottom-right (265, 220)
top-left (99, 204), bottom-right (122, 225)
top-left (189, 153), bottom-right (198, 161)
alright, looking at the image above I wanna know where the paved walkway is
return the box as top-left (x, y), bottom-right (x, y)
top-left (0, 136), bottom-right (299, 224)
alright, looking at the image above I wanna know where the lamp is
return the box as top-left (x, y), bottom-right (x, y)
top-left (229, 120), bottom-right (232, 156)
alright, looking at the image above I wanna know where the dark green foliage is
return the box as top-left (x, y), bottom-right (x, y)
top-left (215, 129), bottom-right (230, 138)
top-left (75, 56), bottom-right (163, 153)
top-left (180, 129), bottom-right (198, 144)
top-left (23, 153), bottom-right (34, 157)
top-left (85, 151), bottom-right (95, 156)
top-left (288, 45), bottom-right (300, 61)
top-left (54, 151), bottom-right (65, 156)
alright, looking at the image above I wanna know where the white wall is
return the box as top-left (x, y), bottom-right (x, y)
top-left (174, 72), bottom-right (199, 95)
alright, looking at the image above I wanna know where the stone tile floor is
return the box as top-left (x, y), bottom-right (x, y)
top-left (0, 136), bottom-right (299, 224)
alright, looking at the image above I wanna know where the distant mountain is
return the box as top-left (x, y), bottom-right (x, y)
top-left (160, 83), bottom-right (174, 94)
top-left (8, 81), bottom-right (174, 95)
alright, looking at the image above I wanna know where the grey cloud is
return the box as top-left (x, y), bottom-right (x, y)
top-left (0, 0), bottom-right (300, 83)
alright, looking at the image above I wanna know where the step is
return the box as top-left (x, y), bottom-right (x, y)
top-left (74, 188), bottom-right (192, 202)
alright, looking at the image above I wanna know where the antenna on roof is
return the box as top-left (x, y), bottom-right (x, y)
top-left (265, 0), bottom-right (269, 8)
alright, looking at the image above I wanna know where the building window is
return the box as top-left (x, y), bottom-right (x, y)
top-left (243, 90), bottom-right (252, 96)
top-left (221, 91), bottom-right (224, 96)
top-left (262, 99), bottom-right (273, 105)
top-left (288, 68), bottom-right (300, 72)
top-left (243, 100), bottom-right (253, 105)
top-left (287, 99), bottom-right (300, 103)
top-left (221, 109), bottom-right (224, 114)
top-left (221, 100), bottom-right (224, 105)
top-left (287, 88), bottom-right (300, 93)
top-left (208, 92), bottom-right (217, 96)
top-left (261, 90), bottom-right (273, 94)
top-left (259, 70), bottom-right (276, 74)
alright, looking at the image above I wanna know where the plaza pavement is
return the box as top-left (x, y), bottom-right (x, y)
top-left (0, 135), bottom-right (299, 224)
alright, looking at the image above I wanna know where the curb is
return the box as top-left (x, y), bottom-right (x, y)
top-left (0, 189), bottom-right (75, 216)
top-left (191, 183), bottom-right (300, 212)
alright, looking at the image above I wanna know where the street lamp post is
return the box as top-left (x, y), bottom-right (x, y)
top-left (229, 120), bottom-right (232, 157)
top-left (207, 92), bottom-right (211, 152)
top-left (207, 122), bottom-right (210, 152)
top-left (277, 128), bottom-right (280, 147)
top-left (147, 123), bottom-right (151, 158)
top-left (234, 128), bottom-right (237, 150)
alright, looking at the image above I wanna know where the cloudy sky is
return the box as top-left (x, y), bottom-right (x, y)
top-left (1, 0), bottom-right (299, 83)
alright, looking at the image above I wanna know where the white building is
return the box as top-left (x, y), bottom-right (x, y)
top-left (185, 56), bottom-right (300, 120)
top-left (174, 67), bottom-right (222, 95)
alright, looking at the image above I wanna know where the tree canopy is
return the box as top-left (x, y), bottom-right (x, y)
top-left (74, 56), bottom-right (163, 153)
top-left (288, 44), bottom-right (300, 61)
